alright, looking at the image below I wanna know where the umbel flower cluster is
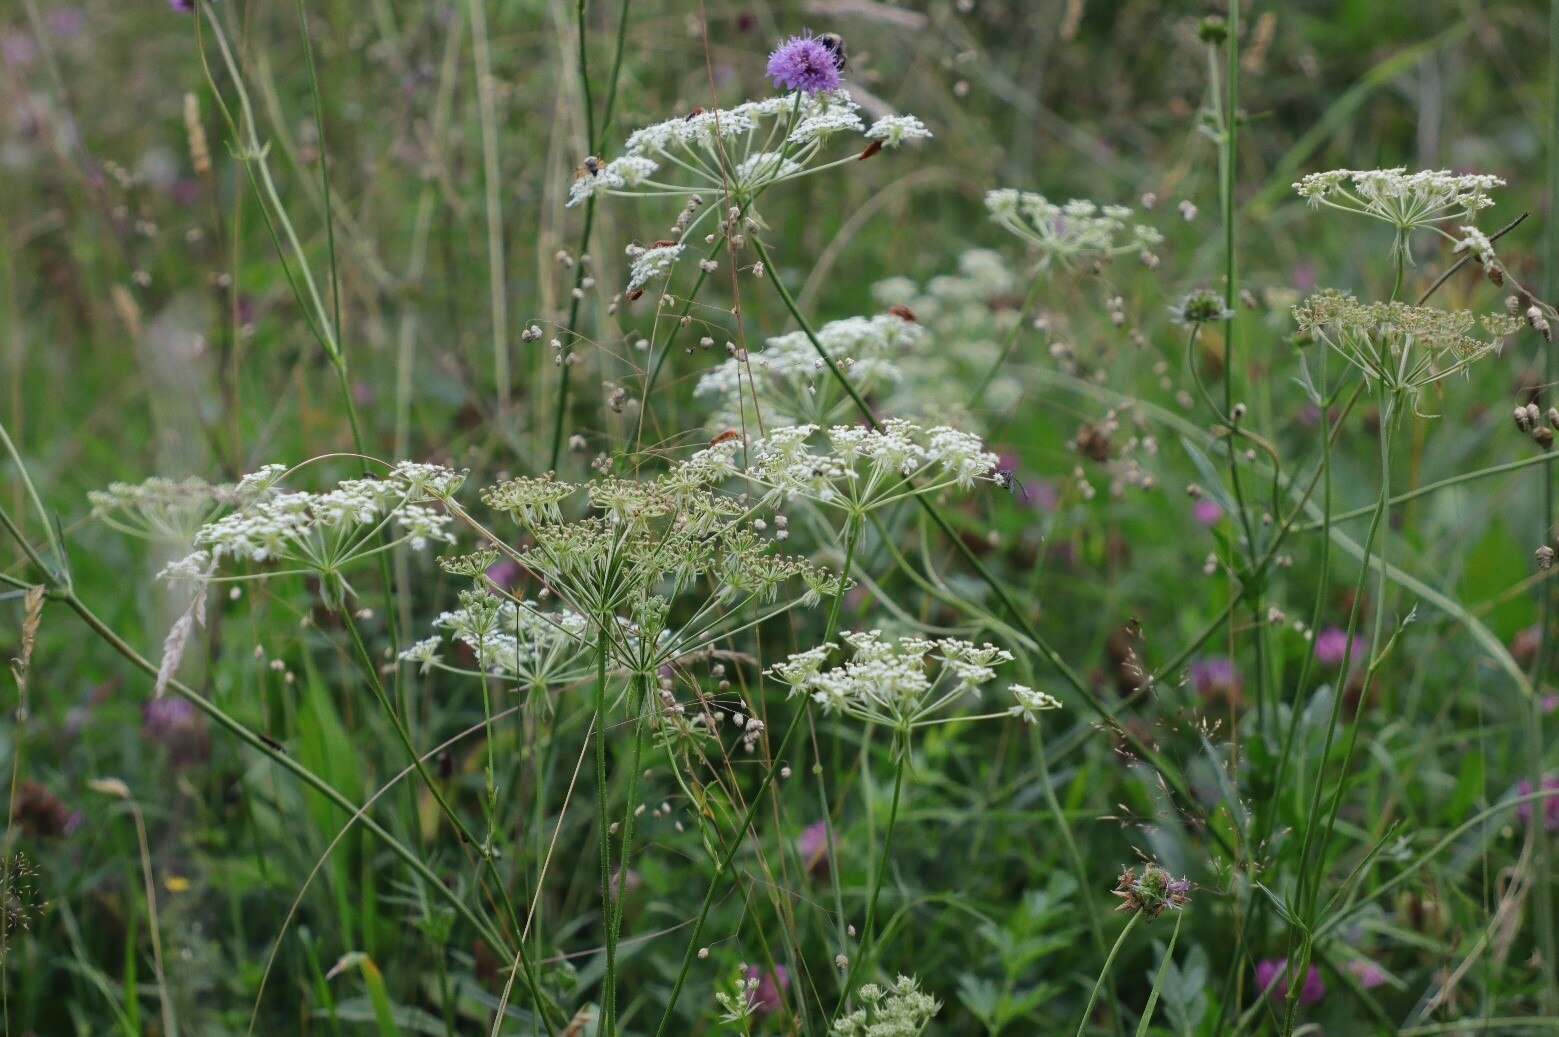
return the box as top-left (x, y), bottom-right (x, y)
top-left (985, 189), bottom-right (1162, 270)
top-left (681, 420), bottom-right (1001, 518)
top-left (89, 472), bottom-right (272, 544)
top-left (1292, 290), bottom-right (1520, 404)
top-left (768, 630), bottom-right (1053, 737)
top-left (1293, 168), bottom-right (1501, 246)
top-left (158, 462), bottom-right (465, 609)
top-left (830, 975), bottom-right (941, 1037)
top-left (399, 590), bottom-right (597, 692)
top-left (871, 249), bottom-right (1028, 420)
top-left (569, 46), bottom-right (928, 294)
top-left (472, 469), bottom-right (843, 677)
top-left (694, 312), bottom-right (924, 431)
top-left (567, 93), bottom-right (928, 213)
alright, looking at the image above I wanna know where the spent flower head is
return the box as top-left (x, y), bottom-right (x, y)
top-left (1169, 288), bottom-right (1234, 327)
top-left (1113, 862), bottom-right (1191, 921)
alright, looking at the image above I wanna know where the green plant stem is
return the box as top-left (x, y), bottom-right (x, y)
top-left (835, 744), bottom-right (906, 1013)
top-left (549, 0), bottom-right (634, 468)
top-left (653, 708), bottom-right (807, 1037)
top-left (594, 628), bottom-right (618, 1036)
top-left (1531, 0), bottom-right (1559, 1015)
top-left (1283, 383), bottom-right (1396, 1036)
top-left (1074, 912), bottom-right (1142, 1037)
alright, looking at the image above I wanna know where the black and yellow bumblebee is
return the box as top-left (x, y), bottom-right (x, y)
top-left (816, 32), bottom-right (848, 72)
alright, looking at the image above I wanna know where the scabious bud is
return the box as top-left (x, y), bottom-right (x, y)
top-left (1198, 15), bottom-right (1229, 44)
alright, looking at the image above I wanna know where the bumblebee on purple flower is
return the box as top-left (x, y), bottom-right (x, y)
top-left (766, 31), bottom-right (848, 94)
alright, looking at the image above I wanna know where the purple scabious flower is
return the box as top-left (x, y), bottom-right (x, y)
top-left (1516, 773), bottom-right (1559, 832)
top-left (766, 33), bottom-right (842, 94)
top-left (1313, 626), bottom-right (1359, 668)
top-left (743, 963), bottom-right (790, 1014)
top-left (1255, 958), bottom-right (1324, 1005)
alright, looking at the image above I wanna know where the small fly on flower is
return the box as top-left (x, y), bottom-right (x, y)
top-left (574, 155), bottom-right (603, 179)
top-left (994, 468), bottom-right (1030, 503)
top-left (709, 429), bottom-right (744, 446)
top-left (816, 32), bottom-right (848, 71)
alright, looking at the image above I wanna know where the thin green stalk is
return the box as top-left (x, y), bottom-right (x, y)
top-left (835, 744), bottom-right (906, 1012)
top-left (549, 0), bottom-right (633, 468)
top-left (653, 709), bottom-right (807, 1037)
top-left (1283, 384), bottom-right (1396, 1036)
top-left (594, 628), bottom-right (618, 1036)
top-left (337, 611), bottom-right (555, 1028)
top-left (1530, 0), bottom-right (1559, 1013)
top-left (1074, 912), bottom-right (1142, 1037)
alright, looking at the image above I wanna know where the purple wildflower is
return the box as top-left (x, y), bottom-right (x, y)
top-left (1255, 958), bottom-right (1324, 1005)
top-left (1190, 656), bottom-right (1242, 707)
top-left (484, 558), bottom-right (523, 594)
top-left (743, 964), bottom-right (790, 1014)
top-left (142, 696), bottom-right (211, 769)
top-left (1515, 774), bottom-right (1559, 832)
top-left (1348, 958), bottom-right (1388, 990)
top-left (797, 820), bottom-right (831, 876)
top-left (766, 32), bottom-right (843, 94)
top-left (1313, 626), bottom-right (1359, 668)
top-left (1193, 499), bottom-right (1224, 525)
top-left (169, 0), bottom-right (196, 12)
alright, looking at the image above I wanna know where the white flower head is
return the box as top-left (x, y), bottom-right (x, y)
top-left (865, 115), bottom-right (932, 148)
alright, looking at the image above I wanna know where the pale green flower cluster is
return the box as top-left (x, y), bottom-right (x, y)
top-left (89, 469), bottom-right (276, 544)
top-left (479, 469), bottom-right (842, 675)
top-left (831, 976), bottom-right (940, 1037)
top-left (986, 190), bottom-right (1162, 269)
top-left (1293, 290), bottom-right (1520, 403)
top-left (768, 630), bottom-right (1035, 734)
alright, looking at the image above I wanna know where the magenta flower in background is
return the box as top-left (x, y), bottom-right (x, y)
top-left (766, 32), bottom-right (843, 94)
top-left (169, 0), bottom-right (196, 12)
top-left (1190, 656), bottom-right (1242, 705)
top-left (1193, 499), bottom-right (1224, 525)
top-left (484, 558), bottom-right (523, 594)
top-left (1255, 958), bottom-right (1324, 1005)
top-left (797, 819), bottom-right (831, 876)
top-left (1313, 626), bottom-right (1359, 668)
top-left (1348, 958), bottom-right (1388, 990)
top-left (1515, 774), bottom-right (1559, 832)
top-left (743, 963), bottom-right (790, 1014)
